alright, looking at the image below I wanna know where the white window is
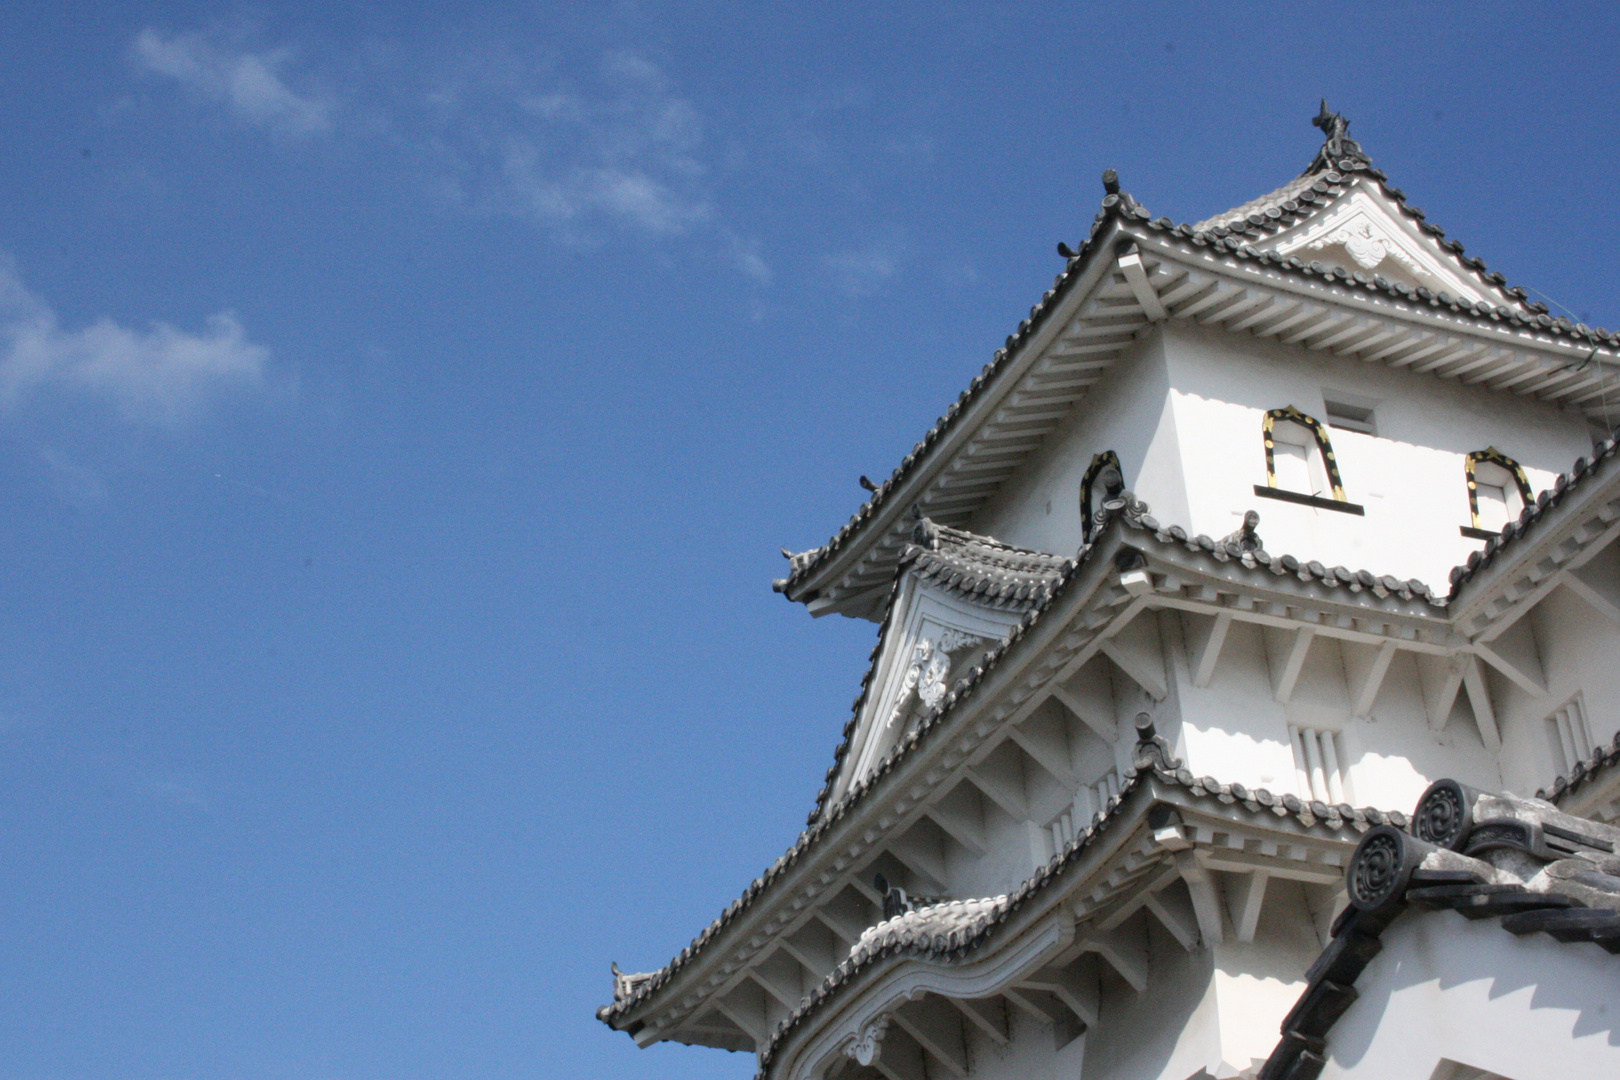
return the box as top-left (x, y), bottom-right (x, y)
top-left (1289, 725), bottom-right (1349, 804)
top-left (1272, 420), bottom-right (1332, 498)
top-left (1472, 460), bottom-right (1523, 532)
top-left (1546, 695), bottom-right (1594, 774)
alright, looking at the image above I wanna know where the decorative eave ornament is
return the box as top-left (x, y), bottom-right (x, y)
top-left (1306, 99), bottom-right (1371, 174)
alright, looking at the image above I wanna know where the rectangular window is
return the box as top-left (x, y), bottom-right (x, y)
top-left (1289, 725), bottom-right (1349, 805)
top-left (1272, 440), bottom-right (1315, 493)
top-left (1324, 400), bottom-right (1376, 435)
top-left (1546, 695), bottom-right (1594, 774)
top-left (1475, 481), bottom-right (1511, 531)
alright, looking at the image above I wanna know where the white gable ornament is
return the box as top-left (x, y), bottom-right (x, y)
top-left (887, 630), bottom-right (984, 728)
top-left (1274, 188), bottom-right (1486, 304)
top-left (844, 1015), bottom-right (890, 1066)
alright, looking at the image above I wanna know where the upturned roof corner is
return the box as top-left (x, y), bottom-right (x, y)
top-left (774, 106), bottom-right (1620, 621)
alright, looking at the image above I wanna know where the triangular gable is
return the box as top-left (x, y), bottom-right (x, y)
top-left (1266, 185), bottom-right (1508, 307)
top-left (825, 521), bottom-right (1069, 809)
top-left (777, 112), bottom-right (1620, 621)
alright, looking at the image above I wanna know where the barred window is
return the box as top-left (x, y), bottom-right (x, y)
top-left (1290, 724), bottom-right (1348, 804)
top-left (1546, 695), bottom-right (1594, 774)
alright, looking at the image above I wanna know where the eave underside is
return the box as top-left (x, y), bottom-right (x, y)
top-left (795, 234), bottom-right (1620, 621)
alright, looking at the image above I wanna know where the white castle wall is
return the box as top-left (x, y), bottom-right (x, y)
top-left (1320, 908), bottom-right (1620, 1080)
top-left (963, 319), bottom-right (1606, 814)
top-left (973, 322), bottom-right (1589, 593)
top-left (973, 334), bottom-right (1186, 555)
top-left (1159, 607), bottom-right (1505, 815)
top-left (1162, 323), bottom-right (1586, 590)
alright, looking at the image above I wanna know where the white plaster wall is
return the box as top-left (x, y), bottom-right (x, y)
top-left (945, 789), bottom-right (1051, 899)
top-left (1079, 922), bottom-right (1225, 1080)
top-left (1077, 901), bottom-right (1322, 1080)
top-left (959, 1005), bottom-right (1084, 1080)
top-left (1165, 613), bottom-right (1502, 815)
top-left (1161, 323), bottom-right (1587, 591)
top-left (973, 334), bottom-right (1188, 554)
top-left (1320, 909), bottom-right (1620, 1080)
top-left (1209, 884), bottom-right (1329, 1074)
top-left (1492, 586), bottom-right (1620, 797)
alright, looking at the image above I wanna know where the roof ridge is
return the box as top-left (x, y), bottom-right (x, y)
top-left (752, 738), bottom-right (1408, 1078)
top-left (600, 497), bottom-right (1432, 1031)
top-left (778, 152), bottom-right (1618, 608)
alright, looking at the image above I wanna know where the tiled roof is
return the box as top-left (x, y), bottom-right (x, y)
top-left (1125, 163), bottom-right (1614, 345)
top-left (803, 520), bottom-right (1072, 825)
top-left (1448, 433), bottom-right (1620, 597)
top-left (753, 721), bottom-right (1406, 1080)
top-left (1261, 781), bottom-right (1620, 1080)
top-left (1537, 729), bottom-right (1620, 806)
top-left (906, 519), bottom-right (1071, 610)
top-left (1192, 170), bottom-right (1335, 233)
top-left (778, 132), bottom-right (1617, 611)
top-left (600, 496), bottom-right (1431, 1032)
top-left (1116, 508), bottom-right (1443, 607)
top-left (771, 203), bottom-right (1117, 602)
top-left (849, 895), bottom-right (1010, 960)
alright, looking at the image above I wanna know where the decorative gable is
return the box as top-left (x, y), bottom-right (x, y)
top-left (828, 521), bottom-right (1069, 806)
top-left (1269, 187), bottom-right (1501, 305)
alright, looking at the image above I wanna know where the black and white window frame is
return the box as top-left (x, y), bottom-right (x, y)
top-left (1253, 406), bottom-right (1364, 515)
top-left (1461, 447), bottom-right (1534, 540)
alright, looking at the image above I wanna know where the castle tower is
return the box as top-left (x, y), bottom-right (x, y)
top-left (600, 107), bottom-right (1620, 1080)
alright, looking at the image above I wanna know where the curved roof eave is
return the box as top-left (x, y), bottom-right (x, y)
top-left (600, 500), bottom-right (1444, 1036)
top-left (778, 160), bottom-right (1620, 620)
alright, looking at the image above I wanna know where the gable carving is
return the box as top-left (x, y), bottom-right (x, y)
top-left (1272, 189), bottom-right (1491, 305)
top-left (888, 630), bottom-right (984, 729)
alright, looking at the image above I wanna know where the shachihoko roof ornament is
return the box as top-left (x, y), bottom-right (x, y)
top-left (1307, 99), bottom-right (1372, 174)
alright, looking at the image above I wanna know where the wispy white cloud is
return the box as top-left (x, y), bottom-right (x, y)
top-left (0, 256), bottom-right (270, 426)
top-left (127, 31), bottom-right (765, 271)
top-left (132, 27), bottom-right (333, 137)
top-left (430, 51), bottom-right (713, 240)
top-left (723, 230), bottom-right (773, 284)
top-left (823, 234), bottom-right (908, 298)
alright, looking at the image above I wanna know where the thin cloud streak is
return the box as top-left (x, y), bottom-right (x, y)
top-left (0, 256), bottom-right (270, 426)
top-left (132, 28), bottom-right (333, 137)
top-left (822, 235), bottom-right (907, 298)
top-left (430, 51), bottom-right (714, 240)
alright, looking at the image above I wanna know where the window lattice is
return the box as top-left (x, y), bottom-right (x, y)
top-left (1546, 696), bottom-right (1594, 774)
top-left (1289, 725), bottom-right (1348, 805)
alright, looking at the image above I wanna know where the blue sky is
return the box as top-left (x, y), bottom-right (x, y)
top-left (2, 4), bottom-right (1618, 1079)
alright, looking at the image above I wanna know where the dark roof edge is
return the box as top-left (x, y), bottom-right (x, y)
top-left (774, 197), bottom-right (1130, 602)
top-left (1260, 786), bottom-right (1620, 1080)
top-left (781, 158), bottom-right (1620, 613)
top-left (1537, 728), bottom-right (1620, 808)
top-left (1447, 433), bottom-right (1620, 602)
top-left (756, 728), bottom-right (1407, 1080)
top-left (599, 498), bottom-right (1429, 1032)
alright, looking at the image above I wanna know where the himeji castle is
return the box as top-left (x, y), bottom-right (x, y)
top-left (599, 106), bottom-right (1620, 1080)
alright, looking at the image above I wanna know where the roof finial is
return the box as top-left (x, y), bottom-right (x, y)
top-left (1101, 168), bottom-right (1120, 195)
top-left (1308, 100), bottom-right (1370, 173)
